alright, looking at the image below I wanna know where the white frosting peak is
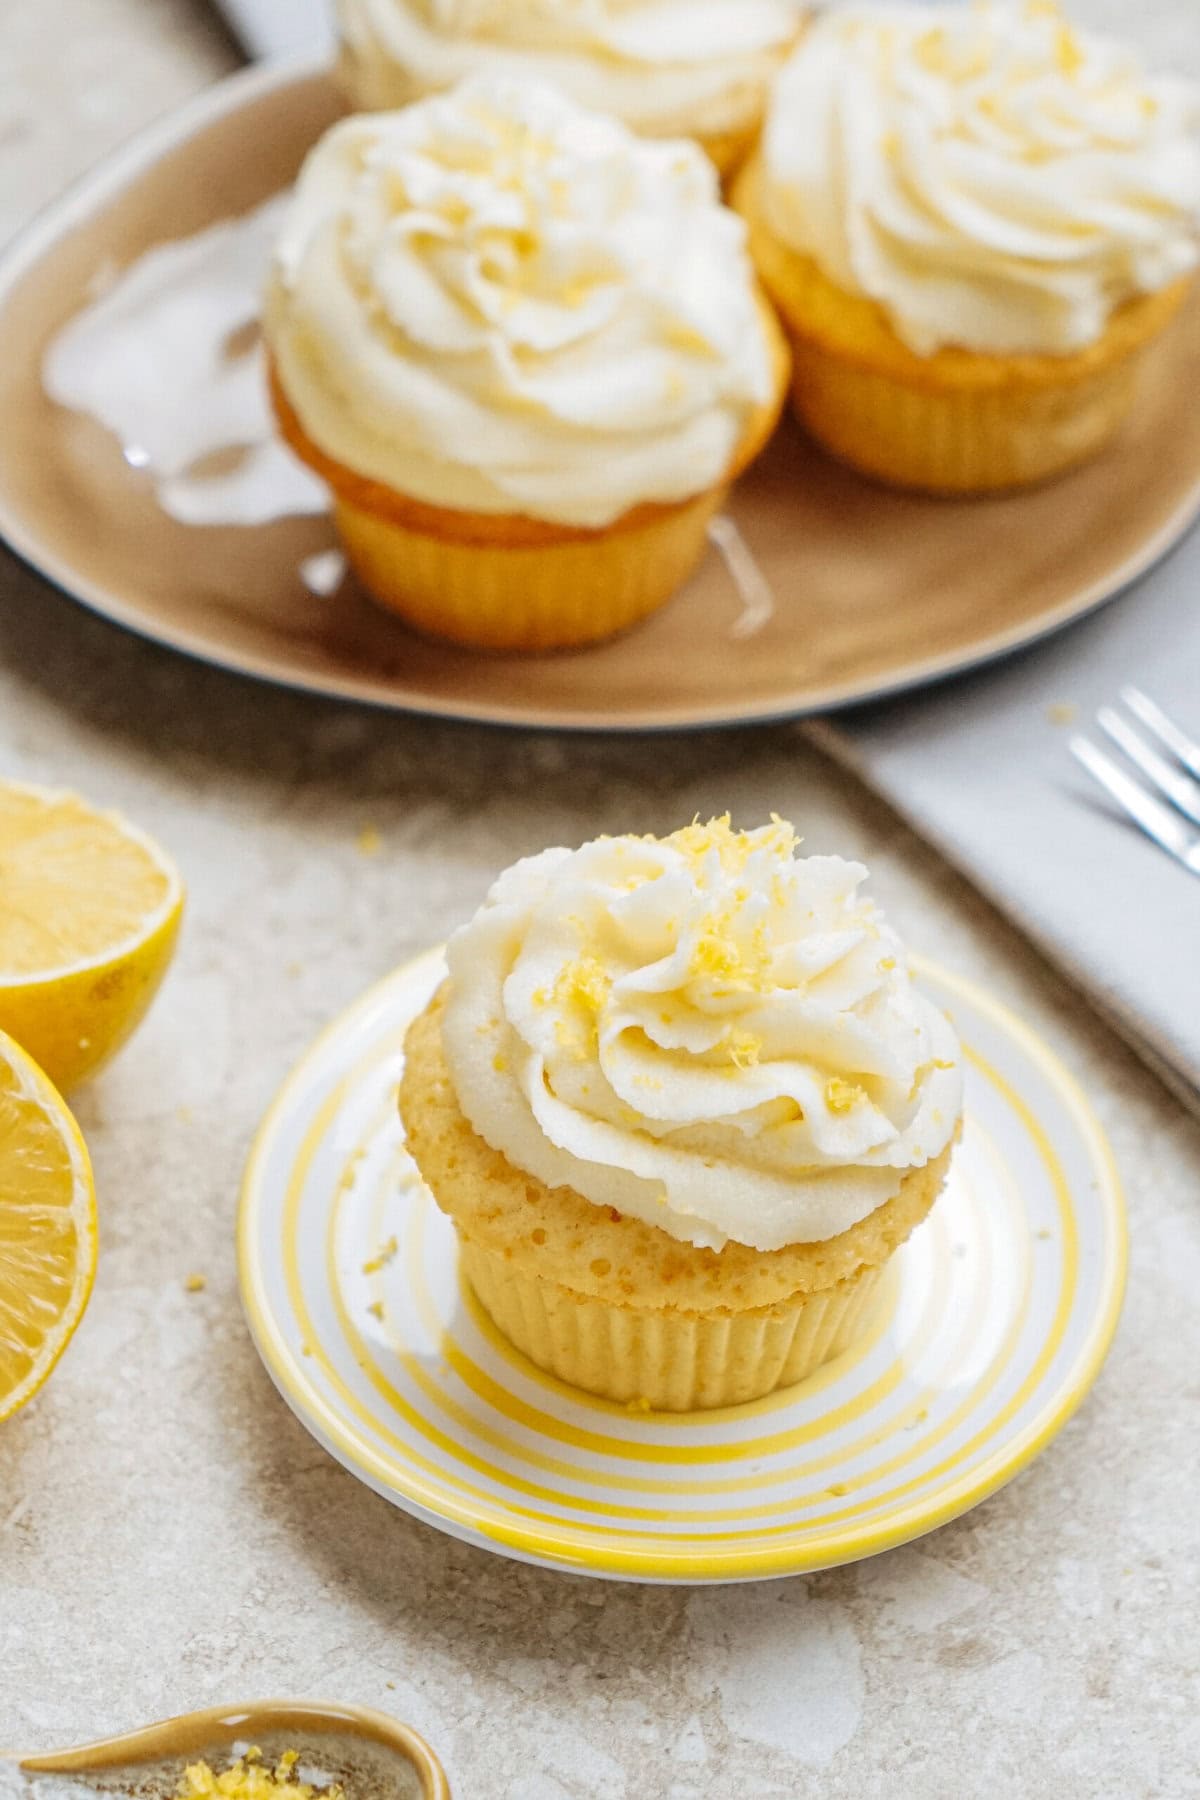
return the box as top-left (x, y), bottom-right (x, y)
top-left (441, 818), bottom-right (962, 1252)
top-left (267, 76), bottom-right (774, 527)
top-left (337, 0), bottom-right (802, 138)
top-left (762, 1), bottom-right (1200, 356)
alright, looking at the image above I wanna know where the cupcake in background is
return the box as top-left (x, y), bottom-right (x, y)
top-left (264, 76), bottom-right (788, 652)
top-left (734, 1), bottom-right (1200, 493)
top-left (334, 0), bottom-right (805, 177)
top-left (400, 816), bottom-right (963, 1411)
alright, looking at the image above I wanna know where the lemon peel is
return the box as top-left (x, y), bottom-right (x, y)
top-left (0, 1030), bottom-right (96, 1422)
top-left (0, 781), bottom-right (183, 1091)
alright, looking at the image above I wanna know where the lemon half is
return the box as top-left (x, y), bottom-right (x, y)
top-left (0, 782), bottom-right (184, 1091)
top-left (0, 1028), bottom-right (97, 1422)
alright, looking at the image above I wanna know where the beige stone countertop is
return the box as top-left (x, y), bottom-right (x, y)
top-left (1, 4), bottom-right (1198, 1796)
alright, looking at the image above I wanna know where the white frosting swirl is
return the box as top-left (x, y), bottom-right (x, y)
top-left (266, 76), bottom-right (774, 527)
top-left (336, 0), bottom-right (802, 139)
top-left (761, 1), bottom-right (1200, 356)
top-left (441, 817), bottom-right (962, 1253)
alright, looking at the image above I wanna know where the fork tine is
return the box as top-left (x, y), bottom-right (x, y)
top-left (1069, 736), bottom-right (1200, 875)
top-left (1098, 707), bottom-right (1200, 826)
top-left (1120, 686), bottom-right (1200, 781)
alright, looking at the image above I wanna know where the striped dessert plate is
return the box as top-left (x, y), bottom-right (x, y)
top-left (238, 949), bottom-right (1126, 1583)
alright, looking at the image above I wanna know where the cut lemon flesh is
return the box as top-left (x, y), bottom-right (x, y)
top-left (0, 1030), bottom-right (97, 1422)
top-left (0, 782), bottom-right (184, 1091)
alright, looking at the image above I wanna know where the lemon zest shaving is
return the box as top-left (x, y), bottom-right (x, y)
top-left (176, 1754), bottom-right (342, 1800)
top-left (726, 1030), bottom-right (762, 1070)
top-left (554, 955), bottom-right (612, 1014)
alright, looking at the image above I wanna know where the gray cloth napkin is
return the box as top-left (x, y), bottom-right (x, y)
top-left (813, 521), bottom-right (1200, 1111)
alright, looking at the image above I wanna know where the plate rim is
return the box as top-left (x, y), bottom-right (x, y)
top-left (1, 62), bottom-right (1199, 732)
top-left (237, 950), bottom-right (1127, 1582)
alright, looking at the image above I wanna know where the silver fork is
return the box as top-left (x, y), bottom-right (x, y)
top-left (1070, 687), bottom-right (1200, 877)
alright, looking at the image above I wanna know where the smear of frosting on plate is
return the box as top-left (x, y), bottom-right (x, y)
top-left (43, 194), bottom-right (327, 528)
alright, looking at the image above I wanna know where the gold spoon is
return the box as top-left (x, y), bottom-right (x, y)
top-left (7, 1701), bottom-right (449, 1800)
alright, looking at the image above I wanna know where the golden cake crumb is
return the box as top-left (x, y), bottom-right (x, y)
top-left (362, 1236), bottom-right (398, 1275)
top-left (184, 1273), bottom-right (207, 1293)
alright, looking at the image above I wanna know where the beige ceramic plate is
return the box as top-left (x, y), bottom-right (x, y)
top-left (1, 60), bottom-right (1198, 732)
top-left (10, 1701), bottom-right (449, 1800)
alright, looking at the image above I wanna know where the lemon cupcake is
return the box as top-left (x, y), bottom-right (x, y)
top-left (265, 76), bottom-right (789, 651)
top-left (734, 1), bottom-right (1200, 493)
top-left (400, 816), bottom-right (963, 1411)
top-left (334, 0), bottom-right (805, 177)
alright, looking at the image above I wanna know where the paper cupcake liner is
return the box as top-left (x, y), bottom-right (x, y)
top-left (333, 487), bottom-right (725, 653)
top-left (786, 337), bottom-right (1146, 494)
top-left (460, 1238), bottom-right (886, 1412)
